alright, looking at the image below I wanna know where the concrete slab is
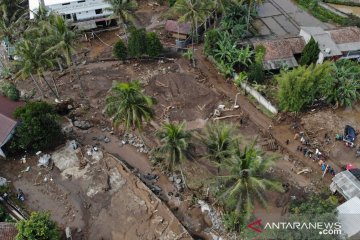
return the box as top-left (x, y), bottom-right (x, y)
top-left (273, 15), bottom-right (299, 34)
top-left (257, 2), bottom-right (281, 17)
top-left (262, 17), bottom-right (287, 36)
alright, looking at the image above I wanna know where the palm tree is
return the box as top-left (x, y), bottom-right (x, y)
top-left (105, 0), bottom-right (138, 42)
top-left (201, 122), bottom-right (237, 168)
top-left (156, 122), bottom-right (192, 183)
top-left (105, 80), bottom-right (156, 131)
top-left (217, 140), bottom-right (283, 221)
top-left (172, 0), bottom-right (209, 67)
top-left (14, 39), bottom-right (58, 98)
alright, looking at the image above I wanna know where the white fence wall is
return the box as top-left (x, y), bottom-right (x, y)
top-left (240, 81), bottom-right (278, 115)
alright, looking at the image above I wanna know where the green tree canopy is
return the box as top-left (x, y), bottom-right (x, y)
top-left (276, 62), bottom-right (333, 113)
top-left (128, 28), bottom-right (147, 57)
top-left (9, 101), bottom-right (63, 153)
top-left (105, 80), bottom-right (156, 131)
top-left (299, 37), bottom-right (320, 66)
top-left (217, 141), bottom-right (283, 226)
top-left (113, 40), bottom-right (128, 60)
top-left (156, 122), bottom-right (192, 171)
top-left (16, 211), bottom-right (60, 240)
top-left (145, 32), bottom-right (163, 57)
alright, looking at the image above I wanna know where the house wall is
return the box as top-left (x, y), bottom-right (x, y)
top-left (44, 0), bottom-right (112, 22)
top-left (299, 29), bottom-right (311, 44)
top-left (317, 52), bottom-right (325, 64)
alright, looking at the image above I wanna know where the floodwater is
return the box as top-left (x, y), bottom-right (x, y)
top-left (329, 3), bottom-right (360, 17)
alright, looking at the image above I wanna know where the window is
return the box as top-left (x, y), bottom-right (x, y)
top-left (95, 9), bottom-right (103, 14)
top-left (65, 14), bottom-right (71, 19)
top-left (62, 2), bottom-right (70, 5)
top-left (78, 0), bottom-right (85, 2)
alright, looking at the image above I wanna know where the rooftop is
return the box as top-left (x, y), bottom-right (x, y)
top-left (0, 223), bottom-right (17, 240)
top-left (253, 37), bottom-right (305, 61)
top-left (329, 27), bottom-right (360, 44)
top-left (0, 96), bottom-right (23, 147)
top-left (337, 197), bottom-right (360, 238)
top-left (331, 170), bottom-right (360, 200)
top-left (165, 20), bottom-right (191, 35)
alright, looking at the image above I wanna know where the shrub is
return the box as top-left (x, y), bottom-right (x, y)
top-left (0, 82), bottom-right (20, 101)
top-left (16, 211), bottom-right (60, 240)
top-left (254, 44), bottom-right (266, 64)
top-left (276, 62), bottom-right (333, 112)
top-left (168, 0), bottom-right (176, 7)
top-left (128, 28), bottom-right (147, 58)
top-left (113, 40), bottom-right (127, 60)
top-left (146, 32), bottom-right (163, 57)
top-left (10, 101), bottom-right (64, 152)
top-left (204, 29), bottom-right (220, 56)
top-left (248, 62), bottom-right (265, 83)
top-left (299, 37), bottom-right (320, 66)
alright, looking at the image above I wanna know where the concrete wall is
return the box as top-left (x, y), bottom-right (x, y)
top-left (239, 81), bottom-right (278, 115)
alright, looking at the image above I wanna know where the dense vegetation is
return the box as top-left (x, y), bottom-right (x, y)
top-left (299, 37), bottom-right (320, 66)
top-left (7, 101), bottom-right (63, 153)
top-left (16, 211), bottom-right (60, 240)
top-left (277, 60), bottom-right (360, 112)
top-left (0, 81), bottom-right (20, 101)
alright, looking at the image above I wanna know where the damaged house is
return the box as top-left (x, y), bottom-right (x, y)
top-left (0, 96), bottom-right (23, 158)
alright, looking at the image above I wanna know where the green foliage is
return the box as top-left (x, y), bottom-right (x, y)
top-left (105, 0), bottom-right (138, 25)
top-left (254, 44), bottom-right (266, 64)
top-left (155, 122), bottom-right (192, 171)
top-left (10, 101), bottom-right (63, 152)
top-left (105, 80), bottom-right (156, 131)
top-left (201, 122), bottom-right (237, 164)
top-left (234, 72), bottom-right (248, 87)
top-left (247, 62), bottom-right (265, 83)
top-left (113, 40), bottom-right (127, 60)
top-left (168, 0), bottom-right (177, 7)
top-left (223, 211), bottom-right (243, 232)
top-left (204, 29), bottom-right (220, 56)
top-left (0, 82), bottom-right (20, 101)
top-left (145, 32), bottom-right (163, 57)
top-left (271, 195), bottom-right (341, 240)
top-left (216, 141), bottom-right (283, 223)
top-left (299, 37), bottom-right (320, 66)
top-left (182, 49), bottom-right (193, 62)
top-left (0, 205), bottom-right (14, 222)
top-left (276, 62), bottom-right (333, 112)
top-left (322, 59), bottom-right (360, 107)
top-left (220, 2), bottom-right (251, 39)
top-left (16, 211), bottom-right (60, 240)
top-left (128, 28), bottom-right (147, 58)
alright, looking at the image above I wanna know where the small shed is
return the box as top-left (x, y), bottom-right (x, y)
top-left (337, 196), bottom-right (360, 238)
top-left (165, 20), bottom-right (192, 40)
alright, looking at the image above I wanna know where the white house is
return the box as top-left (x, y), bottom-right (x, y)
top-left (29, 0), bottom-right (115, 30)
top-left (299, 26), bottom-right (360, 63)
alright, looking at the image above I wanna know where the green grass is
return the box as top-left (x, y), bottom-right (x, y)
top-left (247, 94), bottom-right (276, 119)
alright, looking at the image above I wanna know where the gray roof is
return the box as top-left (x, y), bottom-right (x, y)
top-left (337, 197), bottom-right (360, 238)
top-left (301, 26), bottom-right (343, 57)
top-left (263, 57), bottom-right (298, 70)
top-left (331, 170), bottom-right (360, 200)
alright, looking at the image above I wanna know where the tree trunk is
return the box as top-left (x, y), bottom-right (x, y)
top-left (57, 58), bottom-right (63, 72)
top-left (51, 75), bottom-right (60, 98)
top-left (41, 73), bottom-right (59, 98)
top-left (30, 73), bottom-right (45, 99)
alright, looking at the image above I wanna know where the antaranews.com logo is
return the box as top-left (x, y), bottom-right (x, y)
top-left (247, 219), bottom-right (343, 237)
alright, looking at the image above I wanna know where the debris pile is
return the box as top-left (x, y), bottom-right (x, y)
top-left (119, 133), bottom-right (150, 153)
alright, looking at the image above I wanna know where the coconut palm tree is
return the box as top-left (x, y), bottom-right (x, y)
top-left (172, 0), bottom-right (209, 67)
top-left (201, 122), bottom-right (237, 168)
top-left (217, 140), bottom-right (283, 221)
top-left (105, 0), bottom-right (138, 42)
top-left (156, 122), bottom-right (192, 183)
top-left (105, 80), bottom-right (156, 131)
top-left (14, 39), bottom-right (58, 98)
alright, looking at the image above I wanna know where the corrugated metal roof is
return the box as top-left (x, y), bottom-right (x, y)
top-left (332, 170), bottom-right (360, 200)
top-left (337, 197), bottom-right (360, 237)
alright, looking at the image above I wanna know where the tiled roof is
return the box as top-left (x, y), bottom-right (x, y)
top-left (0, 96), bottom-right (23, 147)
top-left (0, 222), bottom-right (17, 240)
top-left (329, 27), bottom-right (360, 44)
top-left (165, 20), bottom-right (191, 35)
top-left (253, 37), bottom-right (305, 61)
top-left (0, 96), bottom-right (23, 119)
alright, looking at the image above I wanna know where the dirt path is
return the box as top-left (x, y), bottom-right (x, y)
top-left (195, 48), bottom-right (338, 186)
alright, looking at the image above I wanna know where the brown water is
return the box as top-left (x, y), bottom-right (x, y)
top-left (329, 3), bottom-right (360, 17)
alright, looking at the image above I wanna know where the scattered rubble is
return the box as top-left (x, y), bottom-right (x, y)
top-left (73, 120), bottom-right (93, 130)
top-left (119, 133), bottom-right (150, 153)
